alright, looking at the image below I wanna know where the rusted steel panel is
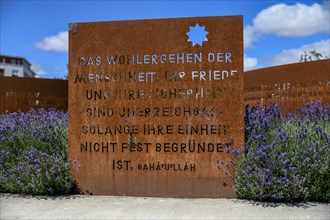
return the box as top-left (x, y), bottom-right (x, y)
top-left (68, 16), bottom-right (244, 198)
top-left (0, 77), bottom-right (68, 113)
top-left (244, 59), bottom-right (330, 110)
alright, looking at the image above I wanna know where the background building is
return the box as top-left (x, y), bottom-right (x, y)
top-left (0, 54), bottom-right (36, 78)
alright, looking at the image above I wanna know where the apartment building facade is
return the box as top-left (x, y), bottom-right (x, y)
top-left (0, 54), bottom-right (36, 78)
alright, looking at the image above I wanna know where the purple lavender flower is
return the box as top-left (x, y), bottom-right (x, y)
top-left (236, 102), bottom-right (330, 201)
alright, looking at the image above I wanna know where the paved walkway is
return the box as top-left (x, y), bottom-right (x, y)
top-left (1, 193), bottom-right (329, 220)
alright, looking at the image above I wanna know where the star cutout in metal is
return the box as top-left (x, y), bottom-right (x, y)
top-left (186, 23), bottom-right (208, 46)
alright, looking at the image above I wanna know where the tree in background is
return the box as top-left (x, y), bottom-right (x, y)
top-left (300, 50), bottom-right (328, 62)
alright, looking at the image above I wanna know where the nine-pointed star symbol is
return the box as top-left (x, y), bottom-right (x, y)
top-left (186, 23), bottom-right (208, 46)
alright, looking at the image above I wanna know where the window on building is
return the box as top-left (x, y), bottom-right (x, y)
top-left (12, 70), bottom-right (19, 77)
top-left (1, 58), bottom-right (5, 63)
top-left (11, 59), bottom-right (16, 64)
top-left (0, 69), bottom-right (4, 76)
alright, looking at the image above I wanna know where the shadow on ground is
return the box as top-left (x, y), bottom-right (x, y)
top-left (232, 198), bottom-right (320, 209)
top-left (1, 193), bottom-right (85, 201)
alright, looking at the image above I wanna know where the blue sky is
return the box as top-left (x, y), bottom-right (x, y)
top-left (1, 0), bottom-right (329, 78)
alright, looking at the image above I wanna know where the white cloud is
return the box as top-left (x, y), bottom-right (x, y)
top-left (31, 63), bottom-right (47, 78)
top-left (244, 55), bottom-right (258, 71)
top-left (244, 26), bottom-right (259, 49)
top-left (271, 39), bottom-right (330, 66)
top-left (51, 66), bottom-right (61, 71)
top-left (35, 31), bottom-right (68, 52)
top-left (245, 2), bottom-right (330, 48)
top-left (253, 2), bottom-right (329, 37)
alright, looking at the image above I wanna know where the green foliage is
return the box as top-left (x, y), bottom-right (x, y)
top-left (300, 50), bottom-right (328, 62)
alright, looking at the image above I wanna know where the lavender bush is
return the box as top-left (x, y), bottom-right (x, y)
top-left (0, 109), bottom-right (74, 194)
top-left (232, 102), bottom-right (330, 202)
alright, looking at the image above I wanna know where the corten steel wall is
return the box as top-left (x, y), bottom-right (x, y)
top-left (244, 59), bottom-right (330, 110)
top-left (69, 17), bottom-right (243, 198)
top-left (1, 60), bottom-right (328, 114)
top-left (0, 77), bottom-right (68, 113)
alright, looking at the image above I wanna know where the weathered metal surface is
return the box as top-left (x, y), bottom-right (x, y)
top-left (68, 16), bottom-right (244, 198)
top-left (0, 77), bottom-right (68, 113)
top-left (244, 59), bottom-right (330, 111)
